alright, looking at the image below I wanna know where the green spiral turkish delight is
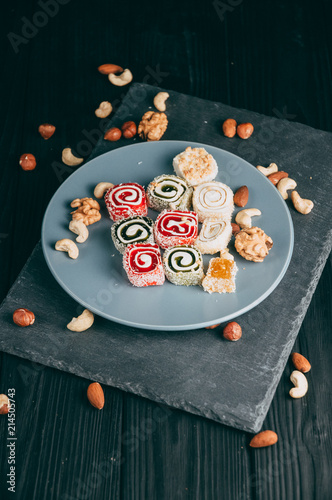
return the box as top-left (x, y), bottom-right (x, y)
top-left (163, 245), bottom-right (204, 286)
top-left (146, 174), bottom-right (193, 211)
top-left (111, 216), bottom-right (155, 254)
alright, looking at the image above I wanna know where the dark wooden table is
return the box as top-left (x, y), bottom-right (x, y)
top-left (1, 1), bottom-right (331, 498)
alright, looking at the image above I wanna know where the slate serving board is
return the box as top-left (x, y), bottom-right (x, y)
top-left (1, 84), bottom-right (331, 432)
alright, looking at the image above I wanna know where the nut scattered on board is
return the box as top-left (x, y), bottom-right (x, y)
top-left (256, 163), bottom-right (278, 176)
top-left (249, 430), bottom-right (278, 448)
top-left (108, 68), bottom-right (133, 86)
top-left (291, 191), bottom-right (314, 214)
top-left (153, 92), bottom-right (169, 112)
top-left (0, 394), bottom-right (10, 415)
top-left (277, 178), bottom-right (297, 200)
top-left (38, 123), bottom-right (56, 140)
top-left (289, 370), bottom-right (308, 399)
top-left (268, 171), bottom-right (289, 186)
top-left (291, 352), bottom-right (311, 373)
top-left (223, 322), bottom-right (242, 341)
top-left (71, 198), bottom-right (101, 226)
top-left (98, 63), bottom-right (123, 75)
top-left (95, 101), bottom-right (113, 118)
top-left (55, 239), bottom-right (79, 259)
top-left (19, 154), bottom-right (36, 171)
top-left (62, 148), bottom-right (84, 167)
top-left (13, 308), bottom-right (35, 327)
top-left (104, 127), bottom-right (122, 142)
top-left (138, 111), bottom-right (168, 141)
top-left (69, 220), bottom-right (89, 243)
top-left (94, 182), bottom-right (114, 199)
top-left (235, 227), bottom-right (273, 263)
top-left (237, 123), bottom-right (254, 139)
top-left (121, 121), bottom-right (137, 139)
top-left (205, 323), bottom-right (221, 329)
top-left (67, 309), bottom-right (94, 332)
top-left (222, 119), bottom-right (237, 138)
top-left (87, 382), bottom-right (105, 409)
top-left (234, 186), bottom-right (249, 207)
top-left (235, 208), bottom-right (261, 229)
top-left (231, 223), bottom-right (241, 236)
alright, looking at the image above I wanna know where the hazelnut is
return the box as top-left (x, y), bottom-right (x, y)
top-left (104, 127), bottom-right (122, 142)
top-left (13, 308), bottom-right (35, 327)
top-left (0, 394), bottom-right (10, 415)
top-left (121, 121), bottom-right (137, 139)
top-left (222, 119), bottom-right (237, 138)
top-left (231, 223), bottom-right (241, 236)
top-left (19, 154), bottom-right (36, 171)
top-left (38, 123), bottom-right (56, 140)
top-left (223, 321), bottom-right (242, 341)
top-left (237, 123), bottom-right (254, 139)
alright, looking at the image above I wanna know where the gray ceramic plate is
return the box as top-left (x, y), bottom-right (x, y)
top-left (42, 141), bottom-right (294, 331)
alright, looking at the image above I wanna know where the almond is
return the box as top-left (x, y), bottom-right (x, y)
top-left (249, 430), bottom-right (278, 448)
top-left (291, 352), bottom-right (311, 373)
top-left (267, 171), bottom-right (288, 186)
top-left (98, 64), bottom-right (123, 75)
top-left (205, 323), bottom-right (221, 329)
top-left (231, 223), bottom-right (241, 235)
top-left (234, 186), bottom-right (249, 207)
top-left (87, 382), bottom-right (105, 410)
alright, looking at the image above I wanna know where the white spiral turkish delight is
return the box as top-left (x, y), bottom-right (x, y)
top-left (195, 218), bottom-right (232, 255)
top-left (192, 181), bottom-right (234, 222)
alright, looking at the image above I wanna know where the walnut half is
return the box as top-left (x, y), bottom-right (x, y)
top-left (138, 111), bottom-right (168, 141)
top-left (234, 226), bottom-right (273, 262)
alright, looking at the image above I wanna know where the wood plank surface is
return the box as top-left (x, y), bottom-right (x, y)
top-left (0, 0), bottom-right (331, 498)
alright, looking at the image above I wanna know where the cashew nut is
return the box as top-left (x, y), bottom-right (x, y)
top-left (289, 370), bottom-right (308, 398)
top-left (62, 148), bottom-right (84, 167)
top-left (94, 182), bottom-right (114, 199)
top-left (55, 239), bottom-right (79, 259)
top-left (108, 69), bottom-right (133, 86)
top-left (256, 163), bottom-right (278, 176)
top-left (95, 101), bottom-right (113, 118)
top-left (69, 220), bottom-right (89, 243)
top-left (235, 208), bottom-right (262, 229)
top-left (277, 177), bottom-right (297, 200)
top-left (153, 92), bottom-right (169, 112)
top-left (291, 191), bottom-right (314, 215)
top-left (67, 309), bottom-right (94, 332)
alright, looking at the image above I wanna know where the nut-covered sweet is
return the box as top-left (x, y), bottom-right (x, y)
top-left (138, 111), bottom-right (168, 141)
top-left (104, 127), bottom-right (122, 142)
top-left (267, 171), bottom-right (289, 186)
top-left (237, 123), bottom-right (254, 139)
top-left (0, 394), bottom-right (10, 415)
top-left (231, 223), bottom-right (241, 236)
top-left (19, 154), bottom-right (36, 171)
top-left (95, 101), bottom-right (112, 119)
top-left (249, 430), bottom-right (278, 448)
top-left (13, 308), bottom-right (35, 327)
top-left (98, 64), bottom-right (123, 75)
top-left (291, 353), bottom-right (311, 373)
top-left (121, 121), bottom-right (137, 139)
top-left (223, 321), bottom-right (242, 341)
top-left (38, 123), bottom-right (56, 140)
top-left (87, 382), bottom-right (105, 409)
top-left (235, 227), bottom-right (273, 262)
top-left (222, 119), bottom-right (237, 138)
top-left (234, 186), bottom-right (249, 207)
top-left (70, 197), bottom-right (101, 226)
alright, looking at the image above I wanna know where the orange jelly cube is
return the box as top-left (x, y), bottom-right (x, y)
top-left (203, 257), bottom-right (237, 294)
